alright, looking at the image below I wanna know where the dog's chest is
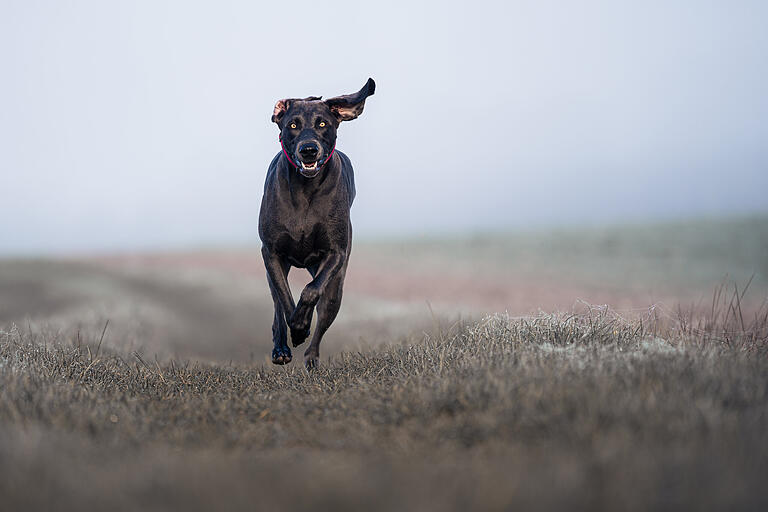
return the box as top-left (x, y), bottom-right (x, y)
top-left (260, 161), bottom-right (352, 268)
top-left (270, 198), bottom-right (347, 267)
top-left (273, 220), bottom-right (330, 267)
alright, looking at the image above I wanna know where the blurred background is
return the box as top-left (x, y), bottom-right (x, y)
top-left (1, 0), bottom-right (766, 361)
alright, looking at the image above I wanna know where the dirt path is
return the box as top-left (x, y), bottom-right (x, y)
top-left (0, 257), bottom-right (439, 363)
top-left (93, 248), bottom-right (708, 315)
top-left (2, 223), bottom-right (762, 364)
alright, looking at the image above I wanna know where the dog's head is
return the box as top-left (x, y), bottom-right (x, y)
top-left (272, 78), bottom-right (375, 178)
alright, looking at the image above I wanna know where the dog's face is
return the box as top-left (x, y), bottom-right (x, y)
top-left (272, 79), bottom-right (375, 178)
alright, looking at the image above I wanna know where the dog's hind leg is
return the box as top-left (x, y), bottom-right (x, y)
top-left (304, 269), bottom-right (345, 370)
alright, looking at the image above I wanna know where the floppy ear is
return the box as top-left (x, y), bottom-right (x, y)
top-left (324, 78), bottom-right (376, 122)
top-left (271, 99), bottom-right (290, 124)
top-left (271, 96), bottom-right (323, 124)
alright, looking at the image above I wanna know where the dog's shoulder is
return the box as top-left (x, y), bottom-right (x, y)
top-left (335, 150), bottom-right (356, 206)
top-left (262, 151), bottom-right (283, 190)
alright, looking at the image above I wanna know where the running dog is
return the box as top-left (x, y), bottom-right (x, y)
top-left (259, 78), bottom-right (375, 369)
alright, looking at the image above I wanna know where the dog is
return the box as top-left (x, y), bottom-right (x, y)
top-left (259, 78), bottom-right (375, 369)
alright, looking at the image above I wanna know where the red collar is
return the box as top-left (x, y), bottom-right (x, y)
top-left (280, 137), bottom-right (336, 171)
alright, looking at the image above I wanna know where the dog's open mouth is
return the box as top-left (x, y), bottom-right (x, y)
top-left (299, 160), bottom-right (321, 178)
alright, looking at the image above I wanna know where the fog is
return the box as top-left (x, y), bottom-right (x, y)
top-left (1, 0), bottom-right (766, 254)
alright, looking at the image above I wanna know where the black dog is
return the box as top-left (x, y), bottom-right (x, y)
top-left (259, 78), bottom-right (375, 369)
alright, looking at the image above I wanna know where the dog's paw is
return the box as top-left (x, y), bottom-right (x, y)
top-left (304, 352), bottom-right (319, 371)
top-left (271, 346), bottom-right (292, 365)
top-left (288, 306), bottom-right (313, 346)
top-left (290, 326), bottom-right (310, 347)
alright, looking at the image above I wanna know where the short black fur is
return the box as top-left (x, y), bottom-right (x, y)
top-left (259, 78), bottom-right (375, 369)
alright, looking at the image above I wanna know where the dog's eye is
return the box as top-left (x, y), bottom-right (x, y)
top-left (290, 122), bottom-right (297, 129)
top-left (319, 121), bottom-right (326, 128)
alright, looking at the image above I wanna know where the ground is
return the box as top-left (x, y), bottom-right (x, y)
top-left (0, 216), bottom-right (767, 510)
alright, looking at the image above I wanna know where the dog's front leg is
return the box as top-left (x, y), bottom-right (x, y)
top-left (288, 250), bottom-right (344, 347)
top-left (262, 247), bottom-right (297, 364)
top-left (261, 247), bottom-right (296, 314)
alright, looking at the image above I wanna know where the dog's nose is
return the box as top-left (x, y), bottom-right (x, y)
top-left (298, 143), bottom-right (319, 161)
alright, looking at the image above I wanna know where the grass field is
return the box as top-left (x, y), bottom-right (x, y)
top-left (1, 215), bottom-right (767, 510)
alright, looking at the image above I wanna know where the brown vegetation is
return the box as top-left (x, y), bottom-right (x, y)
top-left (2, 217), bottom-right (766, 509)
top-left (1, 298), bottom-right (766, 511)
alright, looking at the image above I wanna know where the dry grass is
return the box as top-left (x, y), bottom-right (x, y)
top-left (1, 292), bottom-right (767, 511)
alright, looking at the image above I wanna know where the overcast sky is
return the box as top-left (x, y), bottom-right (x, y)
top-left (1, 0), bottom-right (766, 254)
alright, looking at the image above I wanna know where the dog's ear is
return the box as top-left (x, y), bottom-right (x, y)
top-left (271, 96), bottom-right (323, 124)
top-left (272, 99), bottom-right (290, 124)
top-left (324, 78), bottom-right (376, 122)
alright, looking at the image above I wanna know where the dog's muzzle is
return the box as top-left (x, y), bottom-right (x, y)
top-left (297, 143), bottom-right (322, 177)
top-left (280, 137), bottom-right (335, 178)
